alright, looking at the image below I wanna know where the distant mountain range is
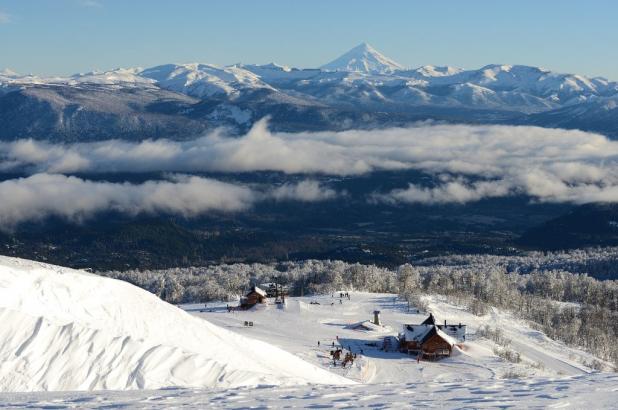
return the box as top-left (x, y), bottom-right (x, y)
top-left (2, 43), bottom-right (617, 141)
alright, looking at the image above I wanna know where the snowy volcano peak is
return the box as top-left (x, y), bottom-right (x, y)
top-left (321, 42), bottom-right (404, 74)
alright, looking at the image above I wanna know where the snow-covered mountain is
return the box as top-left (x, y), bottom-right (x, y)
top-left (0, 256), bottom-right (352, 391)
top-left (139, 63), bottom-right (274, 98)
top-left (1, 43), bottom-right (618, 140)
top-left (526, 93), bottom-right (618, 136)
top-left (320, 42), bottom-right (404, 74)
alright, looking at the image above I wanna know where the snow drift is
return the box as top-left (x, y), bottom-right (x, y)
top-left (0, 256), bottom-right (353, 392)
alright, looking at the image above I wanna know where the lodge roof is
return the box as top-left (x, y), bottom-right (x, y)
top-left (403, 324), bottom-right (458, 347)
top-left (421, 313), bottom-right (436, 325)
top-left (248, 286), bottom-right (267, 297)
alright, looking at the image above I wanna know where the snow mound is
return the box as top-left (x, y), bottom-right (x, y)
top-left (0, 256), bottom-right (353, 392)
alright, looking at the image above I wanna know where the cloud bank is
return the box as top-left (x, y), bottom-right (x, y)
top-left (0, 174), bottom-right (337, 229)
top-left (2, 119), bottom-right (618, 205)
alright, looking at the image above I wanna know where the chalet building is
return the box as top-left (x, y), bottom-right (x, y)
top-left (239, 286), bottom-right (267, 309)
top-left (399, 315), bottom-right (464, 359)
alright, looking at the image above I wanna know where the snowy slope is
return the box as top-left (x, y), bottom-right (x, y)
top-left (2, 373), bottom-right (618, 409)
top-left (193, 292), bottom-right (608, 386)
top-left (68, 68), bottom-right (156, 87)
top-left (321, 43), bottom-right (404, 74)
top-left (0, 256), bottom-right (352, 392)
top-left (0, 260), bottom-right (615, 407)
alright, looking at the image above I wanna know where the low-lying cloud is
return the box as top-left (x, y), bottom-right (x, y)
top-left (0, 174), bottom-right (338, 229)
top-left (271, 180), bottom-right (339, 202)
top-left (3, 119), bottom-right (618, 205)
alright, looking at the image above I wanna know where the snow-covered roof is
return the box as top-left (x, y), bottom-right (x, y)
top-left (403, 324), bottom-right (458, 346)
top-left (251, 286), bottom-right (267, 297)
top-left (348, 320), bottom-right (390, 333)
top-left (403, 324), bottom-right (433, 342)
top-left (434, 327), bottom-right (458, 346)
top-left (438, 323), bottom-right (467, 342)
top-left (421, 314), bottom-right (436, 325)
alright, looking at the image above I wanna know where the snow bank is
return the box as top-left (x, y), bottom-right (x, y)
top-left (0, 256), bottom-right (353, 392)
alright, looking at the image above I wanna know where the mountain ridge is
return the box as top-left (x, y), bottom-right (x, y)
top-left (1, 43), bottom-right (618, 140)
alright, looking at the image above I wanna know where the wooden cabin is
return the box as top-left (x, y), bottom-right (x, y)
top-left (400, 324), bottom-right (456, 358)
top-left (239, 286), bottom-right (267, 309)
top-left (399, 314), bottom-right (462, 359)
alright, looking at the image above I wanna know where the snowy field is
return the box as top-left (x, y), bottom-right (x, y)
top-left (2, 373), bottom-right (618, 409)
top-left (0, 256), bottom-right (616, 408)
top-left (188, 292), bottom-right (601, 383)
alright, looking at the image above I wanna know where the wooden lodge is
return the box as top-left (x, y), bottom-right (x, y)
top-left (398, 314), bottom-right (464, 359)
top-left (239, 286), bottom-right (268, 309)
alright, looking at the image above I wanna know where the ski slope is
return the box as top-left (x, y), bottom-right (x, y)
top-left (0, 256), bottom-right (615, 408)
top-left (0, 256), bottom-right (352, 392)
top-left (190, 292), bottom-right (598, 383)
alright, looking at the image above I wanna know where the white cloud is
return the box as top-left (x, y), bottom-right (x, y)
top-left (0, 174), bottom-right (340, 229)
top-left (270, 180), bottom-right (338, 202)
top-left (378, 179), bottom-right (514, 205)
top-left (0, 174), bottom-right (255, 229)
top-left (3, 120), bottom-right (618, 205)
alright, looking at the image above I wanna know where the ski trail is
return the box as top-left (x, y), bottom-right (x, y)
top-left (509, 339), bottom-right (587, 376)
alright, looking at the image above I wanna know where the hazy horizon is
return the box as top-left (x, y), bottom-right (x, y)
top-left (1, 0), bottom-right (617, 79)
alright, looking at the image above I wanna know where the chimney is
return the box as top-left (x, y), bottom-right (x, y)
top-left (444, 320), bottom-right (447, 327)
top-left (373, 310), bottom-right (381, 326)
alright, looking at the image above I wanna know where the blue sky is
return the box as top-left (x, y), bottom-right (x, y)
top-left (1, 0), bottom-right (617, 79)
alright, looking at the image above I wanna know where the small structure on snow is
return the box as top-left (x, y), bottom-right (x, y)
top-left (239, 286), bottom-right (267, 309)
